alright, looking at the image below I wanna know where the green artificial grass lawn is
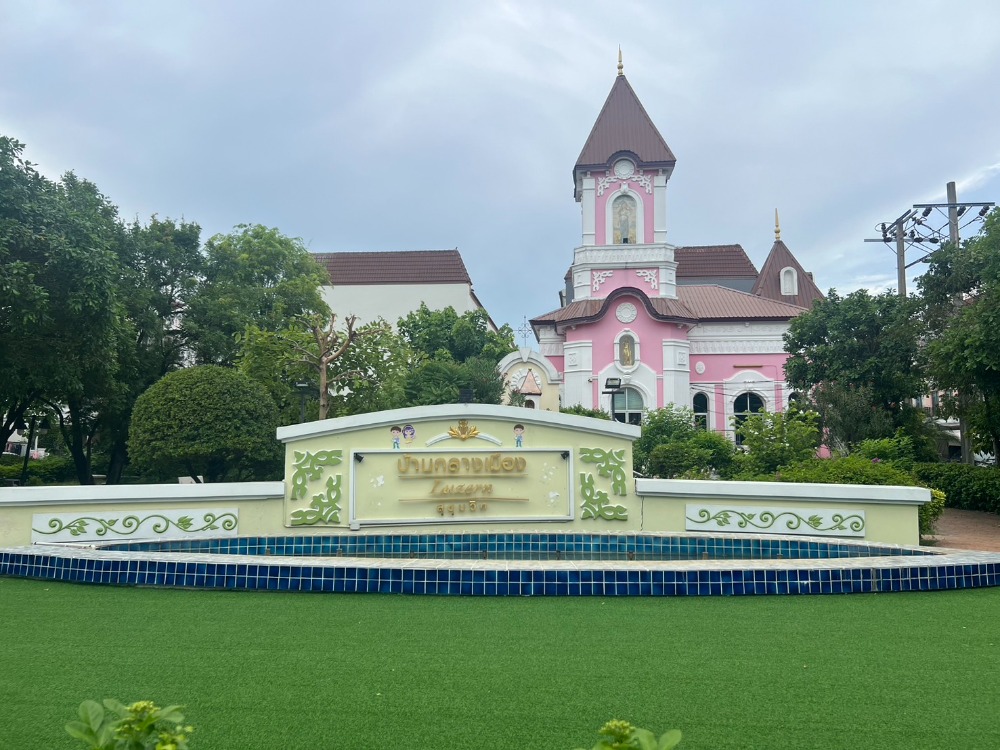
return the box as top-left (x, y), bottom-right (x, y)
top-left (1, 579), bottom-right (999, 749)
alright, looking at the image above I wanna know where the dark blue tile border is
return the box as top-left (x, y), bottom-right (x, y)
top-left (3, 532), bottom-right (999, 597)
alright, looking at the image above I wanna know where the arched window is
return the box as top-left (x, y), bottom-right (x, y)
top-left (692, 392), bottom-right (709, 430)
top-left (612, 387), bottom-right (644, 425)
top-left (787, 391), bottom-right (802, 411)
top-left (733, 391), bottom-right (764, 445)
top-left (524, 399), bottom-right (535, 409)
top-left (612, 194), bottom-right (637, 244)
top-left (780, 267), bottom-right (798, 296)
top-left (618, 333), bottom-right (636, 367)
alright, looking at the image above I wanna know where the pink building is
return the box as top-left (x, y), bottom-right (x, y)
top-left (500, 63), bottom-right (824, 442)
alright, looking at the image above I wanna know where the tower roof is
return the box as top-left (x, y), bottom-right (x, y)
top-left (751, 237), bottom-right (825, 309)
top-left (575, 74), bottom-right (676, 174)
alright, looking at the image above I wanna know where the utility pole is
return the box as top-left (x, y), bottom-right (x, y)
top-left (865, 183), bottom-right (994, 464)
top-left (865, 183), bottom-right (993, 298)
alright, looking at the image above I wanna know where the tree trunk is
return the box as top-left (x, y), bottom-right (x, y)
top-left (104, 437), bottom-right (129, 485)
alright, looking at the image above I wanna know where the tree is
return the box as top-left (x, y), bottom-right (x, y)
top-left (97, 217), bottom-right (204, 483)
top-left (184, 224), bottom-right (329, 366)
top-left (128, 366), bottom-right (280, 482)
top-left (397, 304), bottom-right (516, 363)
top-left (238, 316), bottom-right (412, 422)
top-left (734, 408), bottom-right (820, 475)
top-left (919, 212), bottom-right (1000, 457)
top-left (631, 406), bottom-right (701, 475)
top-left (396, 304), bottom-right (517, 406)
top-left (783, 288), bottom-right (925, 431)
top-left (647, 430), bottom-right (736, 479)
top-left (808, 382), bottom-right (896, 454)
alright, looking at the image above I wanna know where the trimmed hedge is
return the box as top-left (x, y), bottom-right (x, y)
top-left (913, 463), bottom-right (1000, 514)
top-left (0, 455), bottom-right (77, 484)
top-left (752, 456), bottom-right (945, 537)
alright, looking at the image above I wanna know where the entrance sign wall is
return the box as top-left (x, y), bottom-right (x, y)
top-left (276, 404), bottom-right (640, 532)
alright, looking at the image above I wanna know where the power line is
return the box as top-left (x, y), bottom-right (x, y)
top-left (863, 181), bottom-right (994, 297)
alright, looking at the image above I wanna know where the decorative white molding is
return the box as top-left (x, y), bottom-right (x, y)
top-left (592, 270), bottom-right (614, 292)
top-left (688, 339), bottom-right (786, 355)
top-left (635, 269), bottom-right (659, 290)
top-left (694, 361), bottom-right (706, 375)
top-left (597, 172), bottom-right (653, 196)
top-left (615, 303), bottom-right (638, 323)
top-left (685, 504), bottom-right (866, 537)
top-left (574, 245), bottom-right (674, 267)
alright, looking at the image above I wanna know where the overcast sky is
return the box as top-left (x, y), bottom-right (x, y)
top-left (3, 0), bottom-right (999, 338)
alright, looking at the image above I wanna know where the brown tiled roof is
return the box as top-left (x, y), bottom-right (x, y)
top-left (518, 370), bottom-right (543, 396)
top-left (677, 285), bottom-right (807, 320)
top-left (531, 289), bottom-right (697, 328)
top-left (676, 245), bottom-right (758, 279)
top-left (750, 240), bottom-right (825, 309)
top-left (575, 75), bottom-right (676, 171)
top-left (312, 250), bottom-right (472, 286)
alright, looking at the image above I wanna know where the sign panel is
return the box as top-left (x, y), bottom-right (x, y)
top-left (350, 449), bottom-right (573, 525)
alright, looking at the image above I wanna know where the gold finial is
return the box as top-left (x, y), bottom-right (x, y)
top-left (774, 208), bottom-right (781, 241)
top-left (617, 47), bottom-right (623, 76)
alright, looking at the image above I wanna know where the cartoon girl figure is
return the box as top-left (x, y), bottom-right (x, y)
top-left (390, 425), bottom-right (402, 449)
top-left (513, 424), bottom-right (525, 448)
top-left (402, 424), bottom-right (416, 445)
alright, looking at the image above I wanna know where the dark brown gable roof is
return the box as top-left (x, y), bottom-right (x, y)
top-left (751, 240), bottom-right (825, 309)
top-left (676, 245), bottom-right (759, 279)
top-left (677, 285), bottom-right (807, 320)
top-left (313, 249), bottom-right (472, 286)
top-left (575, 75), bottom-right (676, 171)
top-left (531, 288), bottom-right (697, 328)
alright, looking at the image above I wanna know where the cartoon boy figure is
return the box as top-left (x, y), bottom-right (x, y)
top-left (402, 424), bottom-right (416, 445)
top-left (390, 425), bottom-right (402, 449)
top-left (513, 424), bottom-right (525, 448)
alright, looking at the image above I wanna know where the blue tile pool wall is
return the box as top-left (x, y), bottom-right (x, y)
top-left (102, 533), bottom-right (934, 562)
top-left (6, 533), bottom-right (999, 596)
top-left (2, 548), bottom-right (1000, 596)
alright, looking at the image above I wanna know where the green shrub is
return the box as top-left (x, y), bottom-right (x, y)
top-left (66, 699), bottom-right (193, 749)
top-left (0, 455), bottom-right (76, 484)
top-left (759, 456), bottom-right (942, 536)
top-left (913, 463), bottom-right (1000, 514)
top-left (574, 719), bottom-right (682, 750)
top-left (647, 431), bottom-right (736, 479)
top-left (560, 405), bottom-right (611, 420)
top-left (854, 432), bottom-right (919, 471)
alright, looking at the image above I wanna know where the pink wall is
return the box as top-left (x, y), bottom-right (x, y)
top-left (689, 354), bottom-right (788, 387)
top-left (564, 294), bottom-right (687, 374)
top-left (596, 269), bottom-right (661, 299)
top-left (594, 181), bottom-right (654, 245)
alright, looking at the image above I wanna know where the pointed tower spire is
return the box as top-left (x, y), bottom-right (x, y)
top-left (617, 47), bottom-right (623, 76)
top-left (774, 208), bottom-right (781, 241)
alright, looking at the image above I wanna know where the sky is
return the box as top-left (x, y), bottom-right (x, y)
top-left (2, 0), bottom-right (999, 338)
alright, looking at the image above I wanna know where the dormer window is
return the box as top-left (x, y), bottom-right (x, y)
top-left (780, 267), bottom-right (798, 296)
top-left (613, 194), bottom-right (637, 244)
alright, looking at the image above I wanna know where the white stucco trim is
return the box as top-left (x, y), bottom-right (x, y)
top-left (636, 478), bottom-right (931, 506)
top-left (277, 403), bottom-right (640, 443)
top-left (0, 482), bottom-right (285, 507)
top-left (497, 348), bottom-right (562, 384)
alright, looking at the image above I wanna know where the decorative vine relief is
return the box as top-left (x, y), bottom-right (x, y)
top-left (579, 473), bottom-right (627, 521)
top-left (289, 450), bottom-right (344, 526)
top-left (579, 448), bottom-right (627, 496)
top-left (290, 475), bottom-right (342, 526)
top-left (578, 447), bottom-right (629, 521)
top-left (290, 449), bottom-right (343, 501)
top-left (32, 512), bottom-right (238, 538)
